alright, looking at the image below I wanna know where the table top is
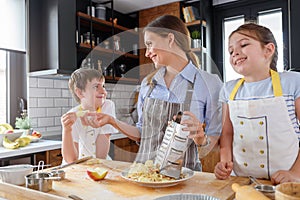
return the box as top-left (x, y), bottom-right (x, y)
top-left (0, 159), bottom-right (250, 200)
top-left (0, 140), bottom-right (61, 159)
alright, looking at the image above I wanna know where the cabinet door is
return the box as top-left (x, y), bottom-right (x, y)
top-left (113, 138), bottom-right (138, 162)
top-left (139, 2), bottom-right (181, 81)
top-left (35, 149), bottom-right (62, 167)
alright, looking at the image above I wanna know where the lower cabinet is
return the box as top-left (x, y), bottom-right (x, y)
top-left (36, 149), bottom-right (63, 167)
top-left (112, 138), bottom-right (139, 162)
top-left (200, 145), bottom-right (220, 173)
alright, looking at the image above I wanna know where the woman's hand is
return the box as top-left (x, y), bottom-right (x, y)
top-left (61, 112), bottom-right (77, 132)
top-left (271, 170), bottom-right (300, 184)
top-left (81, 112), bottom-right (114, 128)
top-left (180, 111), bottom-right (206, 145)
top-left (214, 161), bottom-right (233, 180)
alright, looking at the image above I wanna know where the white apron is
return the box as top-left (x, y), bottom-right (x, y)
top-left (229, 70), bottom-right (299, 179)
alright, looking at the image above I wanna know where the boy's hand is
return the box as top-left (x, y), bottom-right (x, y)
top-left (214, 161), bottom-right (233, 180)
top-left (61, 112), bottom-right (77, 132)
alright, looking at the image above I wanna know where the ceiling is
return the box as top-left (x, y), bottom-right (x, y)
top-left (92, 0), bottom-right (182, 14)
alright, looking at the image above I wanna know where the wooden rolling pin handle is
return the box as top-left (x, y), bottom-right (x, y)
top-left (232, 183), bottom-right (271, 200)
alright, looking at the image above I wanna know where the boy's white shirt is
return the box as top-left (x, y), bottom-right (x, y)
top-left (68, 99), bottom-right (118, 160)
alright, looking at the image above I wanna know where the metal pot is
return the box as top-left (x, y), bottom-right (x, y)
top-left (25, 172), bottom-right (60, 192)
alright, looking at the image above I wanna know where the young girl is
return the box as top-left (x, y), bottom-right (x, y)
top-left (61, 68), bottom-right (118, 163)
top-left (214, 23), bottom-right (300, 184)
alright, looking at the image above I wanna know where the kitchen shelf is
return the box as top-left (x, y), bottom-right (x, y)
top-left (78, 43), bottom-right (139, 59)
top-left (76, 2), bottom-right (140, 84)
top-left (77, 12), bottom-right (138, 35)
top-left (185, 19), bottom-right (206, 27)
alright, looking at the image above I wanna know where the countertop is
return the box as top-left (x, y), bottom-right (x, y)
top-left (0, 140), bottom-right (61, 159)
top-left (0, 159), bottom-right (250, 200)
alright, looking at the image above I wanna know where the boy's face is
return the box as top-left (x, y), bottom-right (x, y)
top-left (79, 78), bottom-right (107, 110)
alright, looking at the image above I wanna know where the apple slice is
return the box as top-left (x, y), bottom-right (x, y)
top-left (87, 167), bottom-right (108, 181)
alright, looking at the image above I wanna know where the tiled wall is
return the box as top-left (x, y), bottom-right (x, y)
top-left (28, 77), bottom-right (139, 135)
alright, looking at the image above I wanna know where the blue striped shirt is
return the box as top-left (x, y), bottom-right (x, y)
top-left (136, 61), bottom-right (223, 136)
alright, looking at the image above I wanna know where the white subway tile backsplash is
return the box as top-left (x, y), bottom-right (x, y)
top-left (62, 89), bottom-right (72, 98)
top-left (55, 117), bottom-right (62, 126)
top-left (46, 88), bottom-right (62, 97)
top-left (29, 97), bottom-right (38, 108)
top-left (38, 98), bottom-right (54, 107)
top-left (29, 107), bottom-right (47, 118)
top-left (54, 99), bottom-right (69, 107)
top-left (62, 107), bottom-right (72, 114)
top-left (54, 79), bottom-right (69, 89)
top-left (38, 117), bottom-right (54, 127)
top-left (47, 108), bottom-right (61, 117)
top-left (38, 79), bottom-right (54, 88)
top-left (46, 126), bottom-right (62, 132)
top-left (29, 88), bottom-right (46, 97)
top-left (29, 77), bottom-right (38, 87)
top-left (28, 77), bottom-right (139, 134)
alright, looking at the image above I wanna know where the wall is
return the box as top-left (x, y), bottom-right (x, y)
top-left (28, 77), bottom-right (139, 137)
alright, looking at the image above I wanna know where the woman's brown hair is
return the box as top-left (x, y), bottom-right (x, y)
top-left (143, 15), bottom-right (200, 85)
top-left (229, 23), bottom-right (278, 71)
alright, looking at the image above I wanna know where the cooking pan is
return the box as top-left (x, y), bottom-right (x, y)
top-left (249, 176), bottom-right (275, 193)
top-left (25, 172), bottom-right (60, 192)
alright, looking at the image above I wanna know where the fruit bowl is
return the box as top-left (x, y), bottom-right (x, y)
top-left (0, 164), bottom-right (33, 185)
top-left (0, 130), bottom-right (24, 147)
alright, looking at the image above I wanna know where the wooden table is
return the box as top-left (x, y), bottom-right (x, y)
top-left (0, 159), bottom-right (250, 200)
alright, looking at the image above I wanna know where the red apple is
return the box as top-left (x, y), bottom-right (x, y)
top-left (87, 167), bottom-right (108, 181)
top-left (32, 131), bottom-right (42, 138)
top-left (5, 130), bottom-right (13, 134)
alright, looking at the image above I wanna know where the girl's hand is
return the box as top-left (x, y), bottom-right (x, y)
top-left (271, 170), bottom-right (300, 184)
top-left (180, 111), bottom-right (206, 145)
top-left (61, 112), bottom-right (77, 132)
top-left (214, 161), bottom-right (233, 180)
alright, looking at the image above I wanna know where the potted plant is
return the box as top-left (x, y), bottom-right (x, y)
top-left (15, 110), bottom-right (32, 135)
top-left (191, 30), bottom-right (201, 48)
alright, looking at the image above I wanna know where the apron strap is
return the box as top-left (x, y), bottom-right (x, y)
top-left (229, 70), bottom-right (283, 100)
top-left (229, 78), bottom-right (245, 100)
top-left (270, 69), bottom-right (283, 97)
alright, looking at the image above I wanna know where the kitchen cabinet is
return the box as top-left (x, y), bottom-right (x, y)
top-left (76, 0), bottom-right (140, 84)
top-left (28, 0), bottom-right (77, 77)
top-left (36, 149), bottom-right (62, 167)
top-left (112, 138), bottom-right (139, 162)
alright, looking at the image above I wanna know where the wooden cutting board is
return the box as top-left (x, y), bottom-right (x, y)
top-left (0, 159), bottom-right (250, 200)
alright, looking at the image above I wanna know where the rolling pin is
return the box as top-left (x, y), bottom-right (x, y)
top-left (232, 183), bottom-right (271, 200)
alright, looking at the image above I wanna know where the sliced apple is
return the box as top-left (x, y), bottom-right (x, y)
top-left (87, 167), bottom-right (108, 181)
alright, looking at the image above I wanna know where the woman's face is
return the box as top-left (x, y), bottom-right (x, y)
top-left (144, 31), bottom-right (170, 67)
top-left (80, 78), bottom-right (107, 110)
top-left (228, 32), bottom-right (270, 77)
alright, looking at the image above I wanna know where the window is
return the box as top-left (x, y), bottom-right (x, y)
top-left (213, 0), bottom-right (288, 81)
top-left (0, 0), bottom-right (26, 124)
top-left (0, 50), bottom-right (7, 122)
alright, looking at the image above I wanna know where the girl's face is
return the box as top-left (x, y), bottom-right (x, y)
top-left (80, 78), bottom-right (107, 110)
top-left (144, 31), bottom-right (170, 67)
top-left (228, 32), bottom-right (271, 77)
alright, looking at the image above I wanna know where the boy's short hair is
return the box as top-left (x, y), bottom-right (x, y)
top-left (69, 68), bottom-right (104, 103)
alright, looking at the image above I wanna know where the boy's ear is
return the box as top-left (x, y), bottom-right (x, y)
top-left (74, 87), bottom-right (84, 98)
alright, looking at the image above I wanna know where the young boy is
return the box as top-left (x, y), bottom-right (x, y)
top-left (61, 68), bottom-right (118, 163)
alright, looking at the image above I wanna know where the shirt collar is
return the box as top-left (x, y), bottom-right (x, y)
top-left (152, 61), bottom-right (198, 85)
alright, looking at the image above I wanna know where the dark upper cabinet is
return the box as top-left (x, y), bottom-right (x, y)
top-left (28, 0), bottom-right (76, 77)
